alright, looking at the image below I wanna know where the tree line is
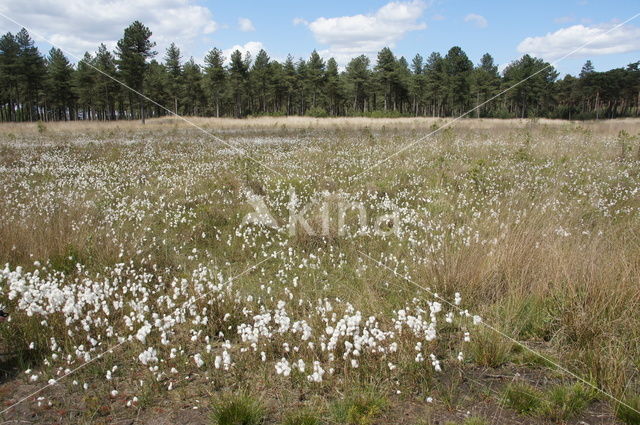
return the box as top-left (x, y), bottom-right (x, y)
top-left (1, 21), bottom-right (639, 122)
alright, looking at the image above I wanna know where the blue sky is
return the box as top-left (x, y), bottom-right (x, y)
top-left (0, 0), bottom-right (639, 76)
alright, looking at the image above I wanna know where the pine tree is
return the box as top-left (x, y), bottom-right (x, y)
top-left (203, 48), bottom-right (226, 117)
top-left (325, 57), bottom-right (342, 116)
top-left (115, 21), bottom-right (156, 123)
top-left (74, 52), bottom-right (97, 120)
top-left (283, 55), bottom-right (297, 115)
top-left (182, 58), bottom-right (205, 115)
top-left (16, 28), bottom-right (45, 121)
top-left (295, 58), bottom-right (308, 115)
top-left (251, 49), bottom-right (271, 113)
top-left (579, 60), bottom-right (595, 78)
top-left (443, 46), bottom-right (473, 115)
top-left (471, 53), bottom-right (500, 117)
top-left (46, 48), bottom-right (74, 121)
top-left (503, 54), bottom-right (557, 118)
top-left (346, 55), bottom-right (370, 113)
top-left (424, 52), bottom-right (445, 117)
top-left (306, 50), bottom-right (325, 109)
top-left (94, 44), bottom-right (119, 120)
top-left (228, 50), bottom-right (248, 117)
top-left (144, 60), bottom-right (169, 118)
top-left (410, 54), bottom-right (425, 116)
top-left (374, 47), bottom-right (398, 111)
top-left (164, 42), bottom-right (182, 114)
top-left (0, 32), bottom-right (20, 121)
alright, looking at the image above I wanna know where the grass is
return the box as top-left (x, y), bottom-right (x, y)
top-left (503, 382), bottom-right (595, 420)
top-left (503, 383), bottom-right (545, 415)
top-left (331, 390), bottom-right (388, 425)
top-left (616, 395), bottom-right (640, 425)
top-left (281, 410), bottom-right (322, 425)
top-left (210, 393), bottom-right (265, 425)
top-left (0, 119), bottom-right (638, 424)
top-left (444, 417), bottom-right (489, 425)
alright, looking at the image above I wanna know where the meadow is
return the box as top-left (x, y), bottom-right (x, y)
top-left (0, 117), bottom-right (639, 424)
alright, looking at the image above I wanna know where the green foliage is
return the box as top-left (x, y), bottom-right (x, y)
top-left (1, 25), bottom-right (640, 121)
top-left (331, 391), bottom-right (388, 425)
top-left (502, 383), bottom-right (544, 415)
top-left (281, 410), bottom-right (322, 425)
top-left (616, 395), bottom-right (640, 425)
top-left (503, 382), bottom-right (594, 420)
top-left (305, 107), bottom-right (328, 118)
top-left (469, 327), bottom-right (514, 367)
top-left (540, 383), bottom-right (594, 421)
top-left (211, 393), bottom-right (265, 425)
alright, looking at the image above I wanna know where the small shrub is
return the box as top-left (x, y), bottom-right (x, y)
top-left (502, 383), bottom-right (544, 415)
top-left (331, 391), bottom-right (388, 425)
top-left (616, 395), bottom-right (640, 425)
top-left (211, 393), bottom-right (265, 425)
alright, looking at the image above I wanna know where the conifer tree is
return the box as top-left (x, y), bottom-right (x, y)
top-left (115, 21), bottom-right (156, 123)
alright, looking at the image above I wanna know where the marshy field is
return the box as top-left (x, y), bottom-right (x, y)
top-left (0, 117), bottom-right (639, 424)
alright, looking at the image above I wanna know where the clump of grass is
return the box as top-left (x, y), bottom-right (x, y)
top-left (469, 327), bottom-right (513, 368)
top-left (503, 382), bottom-right (594, 420)
top-left (331, 390), bottom-right (388, 425)
top-left (281, 409), bottom-right (322, 425)
top-left (540, 383), bottom-right (595, 421)
top-left (502, 382), bottom-right (544, 415)
top-left (211, 393), bottom-right (265, 425)
top-left (616, 395), bottom-right (640, 425)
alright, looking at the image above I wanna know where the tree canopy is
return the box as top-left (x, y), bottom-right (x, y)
top-left (1, 23), bottom-right (639, 122)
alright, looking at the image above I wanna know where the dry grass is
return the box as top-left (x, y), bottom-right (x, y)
top-left (0, 119), bottom-right (638, 424)
top-left (1, 116), bottom-right (640, 137)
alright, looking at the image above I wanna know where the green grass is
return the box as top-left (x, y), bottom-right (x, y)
top-left (331, 390), bottom-right (388, 425)
top-left (502, 383), bottom-right (544, 415)
top-left (281, 410), bottom-right (322, 425)
top-left (616, 395), bottom-right (640, 425)
top-left (211, 393), bottom-right (265, 425)
top-left (503, 382), bottom-right (594, 420)
top-left (540, 383), bottom-right (595, 420)
top-left (469, 327), bottom-right (514, 368)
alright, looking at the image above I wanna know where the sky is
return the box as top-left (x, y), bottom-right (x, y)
top-left (0, 0), bottom-right (639, 76)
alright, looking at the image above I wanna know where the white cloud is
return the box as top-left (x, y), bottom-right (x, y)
top-left (517, 23), bottom-right (640, 60)
top-left (222, 41), bottom-right (264, 64)
top-left (0, 0), bottom-right (217, 60)
top-left (464, 13), bottom-right (488, 29)
top-left (301, 0), bottom-right (427, 64)
top-left (238, 17), bottom-right (255, 32)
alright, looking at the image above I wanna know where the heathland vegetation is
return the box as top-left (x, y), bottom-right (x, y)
top-left (0, 118), bottom-right (639, 424)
